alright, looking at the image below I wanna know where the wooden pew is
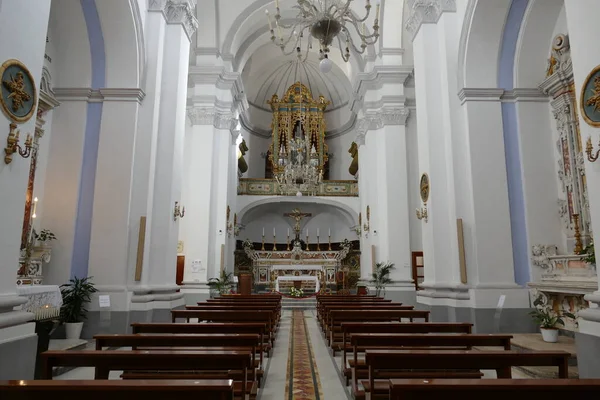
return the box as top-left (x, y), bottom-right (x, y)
top-left (187, 304), bottom-right (281, 325)
top-left (362, 350), bottom-right (571, 399)
top-left (320, 304), bottom-right (414, 332)
top-left (0, 380), bottom-right (236, 400)
top-left (94, 333), bottom-right (263, 385)
top-left (328, 310), bottom-right (430, 348)
top-left (130, 322), bottom-right (270, 356)
top-left (42, 350), bottom-right (254, 399)
top-left (389, 379), bottom-right (600, 399)
top-left (171, 310), bottom-right (276, 347)
top-left (340, 322), bottom-right (474, 384)
top-left (348, 334), bottom-right (512, 388)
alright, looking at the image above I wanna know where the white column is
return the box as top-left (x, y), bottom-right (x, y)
top-left (146, 1), bottom-right (197, 292)
top-left (356, 126), bottom-right (373, 281)
top-left (180, 113), bottom-right (216, 284)
top-left (413, 22), bottom-right (461, 294)
top-left (564, 0), bottom-right (600, 342)
top-left (0, 0), bottom-right (51, 379)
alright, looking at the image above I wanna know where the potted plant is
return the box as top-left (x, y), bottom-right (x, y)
top-left (370, 262), bottom-right (395, 297)
top-left (581, 240), bottom-right (595, 267)
top-left (290, 287), bottom-right (304, 298)
top-left (34, 229), bottom-right (57, 247)
top-left (529, 294), bottom-right (575, 343)
top-left (207, 270), bottom-right (234, 297)
top-left (60, 276), bottom-right (97, 339)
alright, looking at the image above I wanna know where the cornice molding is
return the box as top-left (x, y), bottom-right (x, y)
top-left (458, 88), bottom-right (548, 104)
top-left (351, 65), bottom-right (414, 112)
top-left (405, 0), bottom-right (457, 41)
top-left (54, 88), bottom-right (146, 103)
top-left (539, 59), bottom-right (574, 97)
top-left (148, 0), bottom-right (198, 41)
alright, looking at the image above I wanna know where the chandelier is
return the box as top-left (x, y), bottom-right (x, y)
top-left (265, 0), bottom-right (381, 73)
top-left (275, 127), bottom-right (323, 196)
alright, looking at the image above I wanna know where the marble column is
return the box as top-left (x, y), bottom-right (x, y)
top-left (564, 0), bottom-right (600, 378)
top-left (0, 0), bottom-right (51, 379)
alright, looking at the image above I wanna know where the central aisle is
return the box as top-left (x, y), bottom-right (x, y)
top-left (260, 310), bottom-right (348, 400)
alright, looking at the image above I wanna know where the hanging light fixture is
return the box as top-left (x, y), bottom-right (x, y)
top-left (265, 0), bottom-right (381, 73)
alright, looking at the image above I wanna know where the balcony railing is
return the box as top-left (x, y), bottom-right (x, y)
top-left (238, 178), bottom-right (358, 197)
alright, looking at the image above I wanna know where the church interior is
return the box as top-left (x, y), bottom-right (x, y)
top-left (2, 0), bottom-right (600, 397)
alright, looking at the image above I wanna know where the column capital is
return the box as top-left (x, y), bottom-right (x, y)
top-left (405, 0), bottom-right (456, 41)
top-left (187, 106), bottom-right (237, 130)
top-left (148, 0), bottom-right (198, 41)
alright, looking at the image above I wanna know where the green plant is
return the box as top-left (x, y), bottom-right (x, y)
top-left (35, 229), bottom-right (57, 242)
top-left (60, 276), bottom-right (98, 323)
top-left (529, 294), bottom-right (576, 329)
top-left (370, 262), bottom-right (395, 297)
top-left (581, 241), bottom-right (595, 264)
top-left (290, 287), bottom-right (304, 298)
top-left (207, 271), bottom-right (234, 295)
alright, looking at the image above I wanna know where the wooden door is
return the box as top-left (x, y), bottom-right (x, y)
top-left (411, 251), bottom-right (424, 290)
top-left (176, 255), bottom-right (185, 285)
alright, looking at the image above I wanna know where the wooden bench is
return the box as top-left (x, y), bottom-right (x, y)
top-left (94, 333), bottom-right (264, 385)
top-left (321, 305), bottom-right (414, 333)
top-left (340, 322), bottom-right (474, 384)
top-left (348, 334), bottom-right (512, 388)
top-left (130, 322), bottom-right (271, 356)
top-left (0, 380), bottom-right (236, 400)
top-left (187, 304), bottom-right (281, 325)
top-left (388, 379), bottom-right (600, 399)
top-left (328, 310), bottom-right (431, 349)
top-left (41, 350), bottom-right (255, 399)
top-left (171, 310), bottom-right (276, 346)
top-left (361, 350), bottom-right (571, 399)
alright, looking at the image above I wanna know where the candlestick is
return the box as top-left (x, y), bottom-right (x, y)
top-left (328, 234), bottom-right (332, 251)
top-left (261, 233), bottom-right (265, 251)
top-left (273, 235), bottom-right (277, 251)
top-left (376, 2), bottom-right (380, 20)
top-left (316, 235), bottom-right (320, 251)
top-left (275, 0), bottom-right (280, 9)
top-left (306, 233), bottom-right (309, 251)
top-left (287, 233), bottom-right (290, 251)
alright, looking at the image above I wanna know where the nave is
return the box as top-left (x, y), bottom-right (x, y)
top-left (4, 294), bottom-right (600, 400)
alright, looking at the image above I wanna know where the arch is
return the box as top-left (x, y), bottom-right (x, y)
top-left (514, 0), bottom-right (564, 88)
top-left (459, 0), bottom-right (512, 88)
top-left (237, 196), bottom-right (359, 228)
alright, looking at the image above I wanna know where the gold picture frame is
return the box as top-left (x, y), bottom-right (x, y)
top-left (580, 64), bottom-right (600, 127)
top-left (0, 59), bottom-right (37, 123)
top-left (419, 173), bottom-right (430, 203)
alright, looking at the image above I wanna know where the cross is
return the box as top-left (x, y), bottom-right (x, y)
top-left (284, 208), bottom-right (312, 239)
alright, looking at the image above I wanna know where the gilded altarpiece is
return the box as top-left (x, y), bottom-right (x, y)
top-left (267, 82), bottom-right (330, 174)
top-left (531, 35), bottom-right (596, 331)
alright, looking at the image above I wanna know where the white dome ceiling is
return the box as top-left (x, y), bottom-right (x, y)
top-left (241, 44), bottom-right (355, 135)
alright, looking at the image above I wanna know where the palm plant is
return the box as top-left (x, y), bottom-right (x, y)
top-left (529, 294), bottom-right (576, 329)
top-left (60, 276), bottom-right (98, 323)
top-left (207, 270), bottom-right (234, 296)
top-left (370, 262), bottom-right (395, 297)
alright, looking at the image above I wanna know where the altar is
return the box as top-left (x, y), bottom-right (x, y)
top-left (276, 275), bottom-right (319, 293)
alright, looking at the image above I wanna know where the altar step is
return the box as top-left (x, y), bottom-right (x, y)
top-left (281, 297), bottom-right (317, 310)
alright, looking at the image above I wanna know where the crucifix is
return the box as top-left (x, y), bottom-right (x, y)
top-left (284, 208), bottom-right (312, 240)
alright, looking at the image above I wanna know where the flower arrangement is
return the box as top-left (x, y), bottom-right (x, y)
top-left (290, 287), bottom-right (304, 298)
top-left (35, 229), bottom-right (57, 243)
top-left (581, 241), bottom-right (595, 265)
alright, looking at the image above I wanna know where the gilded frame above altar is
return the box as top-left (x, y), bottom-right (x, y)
top-left (267, 82), bottom-right (330, 174)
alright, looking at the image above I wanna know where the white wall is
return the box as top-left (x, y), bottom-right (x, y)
top-left (406, 114), bottom-right (422, 251)
top-left (326, 132), bottom-right (356, 180)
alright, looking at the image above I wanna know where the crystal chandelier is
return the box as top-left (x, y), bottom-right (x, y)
top-left (275, 128), bottom-right (323, 196)
top-left (265, 0), bottom-right (381, 73)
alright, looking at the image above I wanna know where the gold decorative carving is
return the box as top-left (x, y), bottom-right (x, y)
top-left (0, 59), bottom-right (37, 123)
top-left (267, 82), bottom-right (330, 174)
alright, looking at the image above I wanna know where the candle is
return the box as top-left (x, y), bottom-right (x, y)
top-left (273, 228), bottom-right (276, 237)
top-left (329, 228), bottom-right (331, 237)
top-left (306, 229), bottom-right (308, 237)
top-left (275, 0), bottom-right (280, 9)
top-left (262, 227), bottom-right (265, 236)
top-left (265, 10), bottom-right (273, 30)
top-left (376, 2), bottom-right (380, 19)
top-left (317, 228), bottom-right (320, 237)
top-left (287, 228), bottom-right (290, 237)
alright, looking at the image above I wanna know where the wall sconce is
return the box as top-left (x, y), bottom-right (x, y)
top-left (4, 123), bottom-right (32, 164)
top-left (363, 206), bottom-right (371, 237)
top-left (173, 201), bottom-right (185, 221)
top-left (416, 204), bottom-right (428, 223)
top-left (586, 137), bottom-right (600, 162)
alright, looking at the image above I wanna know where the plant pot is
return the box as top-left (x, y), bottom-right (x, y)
top-left (540, 327), bottom-right (559, 343)
top-left (65, 322), bottom-right (84, 339)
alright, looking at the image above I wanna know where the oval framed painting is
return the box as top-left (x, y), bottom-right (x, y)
top-left (420, 173), bottom-right (430, 203)
top-left (580, 64), bottom-right (600, 127)
top-left (0, 59), bottom-right (37, 123)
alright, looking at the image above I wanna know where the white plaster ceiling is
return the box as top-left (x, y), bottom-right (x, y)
top-left (241, 43), bottom-right (355, 134)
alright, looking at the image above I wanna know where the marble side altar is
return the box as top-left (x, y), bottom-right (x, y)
top-left (529, 245), bottom-right (598, 331)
